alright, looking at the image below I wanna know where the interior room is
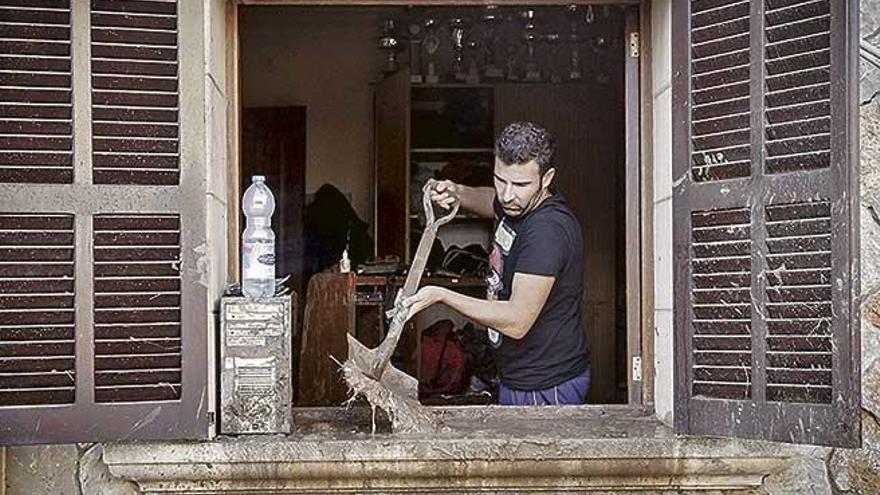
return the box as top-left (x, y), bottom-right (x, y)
top-left (239, 4), bottom-right (633, 406)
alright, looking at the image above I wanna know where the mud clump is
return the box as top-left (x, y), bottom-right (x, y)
top-left (339, 346), bottom-right (444, 434)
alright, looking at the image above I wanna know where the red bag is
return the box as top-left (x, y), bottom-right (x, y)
top-left (420, 320), bottom-right (468, 395)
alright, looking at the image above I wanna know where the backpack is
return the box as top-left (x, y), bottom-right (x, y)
top-left (420, 320), bottom-right (468, 396)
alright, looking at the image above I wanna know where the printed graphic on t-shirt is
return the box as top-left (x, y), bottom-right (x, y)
top-left (486, 220), bottom-right (515, 348)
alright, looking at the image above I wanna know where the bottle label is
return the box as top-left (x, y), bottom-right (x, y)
top-left (243, 241), bottom-right (275, 280)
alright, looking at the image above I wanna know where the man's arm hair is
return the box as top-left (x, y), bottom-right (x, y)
top-left (455, 184), bottom-right (495, 219)
top-left (434, 273), bottom-right (554, 339)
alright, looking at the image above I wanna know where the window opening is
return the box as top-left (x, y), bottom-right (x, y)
top-left (239, 4), bottom-right (634, 408)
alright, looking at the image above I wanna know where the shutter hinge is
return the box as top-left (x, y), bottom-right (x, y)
top-left (632, 356), bottom-right (642, 382)
top-left (629, 32), bottom-right (640, 58)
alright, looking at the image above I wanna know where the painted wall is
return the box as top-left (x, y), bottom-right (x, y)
top-left (651, 0), bottom-right (674, 427)
top-left (240, 7), bottom-right (397, 228)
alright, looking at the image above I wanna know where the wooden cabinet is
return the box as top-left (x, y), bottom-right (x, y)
top-left (376, 71), bottom-right (495, 266)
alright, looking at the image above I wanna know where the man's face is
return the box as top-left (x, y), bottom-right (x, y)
top-left (493, 158), bottom-right (555, 217)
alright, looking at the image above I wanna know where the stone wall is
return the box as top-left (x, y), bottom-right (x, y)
top-left (822, 3), bottom-right (880, 493)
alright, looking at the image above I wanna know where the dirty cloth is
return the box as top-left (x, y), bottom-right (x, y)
top-left (498, 368), bottom-right (590, 406)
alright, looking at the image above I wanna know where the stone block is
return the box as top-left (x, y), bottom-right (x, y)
top-left (861, 102), bottom-right (880, 206)
top-left (5, 445), bottom-right (78, 495)
top-left (759, 456), bottom-right (830, 495)
top-left (864, 357), bottom-right (880, 421)
top-left (653, 88), bottom-right (672, 203)
top-left (651, 0), bottom-right (671, 94)
top-left (653, 197), bottom-right (673, 311)
top-left (78, 444), bottom-right (139, 495)
top-left (861, 0), bottom-right (880, 104)
top-left (830, 412), bottom-right (880, 494)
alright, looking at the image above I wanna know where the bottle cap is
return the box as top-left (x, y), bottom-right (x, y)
top-left (253, 175), bottom-right (266, 182)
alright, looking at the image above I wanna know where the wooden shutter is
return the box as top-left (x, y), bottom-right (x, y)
top-left (673, 0), bottom-right (860, 446)
top-left (0, 0), bottom-right (209, 444)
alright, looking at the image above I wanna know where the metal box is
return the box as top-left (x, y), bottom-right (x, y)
top-left (219, 296), bottom-right (292, 434)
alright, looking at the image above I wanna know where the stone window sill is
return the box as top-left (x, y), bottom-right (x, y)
top-left (103, 406), bottom-right (828, 494)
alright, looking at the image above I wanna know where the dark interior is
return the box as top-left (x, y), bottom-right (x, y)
top-left (240, 5), bottom-right (629, 406)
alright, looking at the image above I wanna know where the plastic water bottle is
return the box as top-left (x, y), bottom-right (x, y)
top-left (241, 175), bottom-right (276, 298)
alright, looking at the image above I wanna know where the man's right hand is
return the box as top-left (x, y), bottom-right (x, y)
top-left (429, 180), bottom-right (460, 210)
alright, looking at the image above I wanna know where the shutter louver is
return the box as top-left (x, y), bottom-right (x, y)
top-left (91, 0), bottom-right (179, 185)
top-left (0, 0), bottom-right (73, 183)
top-left (94, 213), bottom-right (181, 402)
top-left (764, 200), bottom-right (833, 404)
top-left (0, 213), bottom-right (75, 406)
top-left (764, 0), bottom-right (831, 174)
top-left (690, 0), bottom-right (751, 182)
top-left (691, 207), bottom-right (752, 400)
top-left (674, 0), bottom-right (859, 446)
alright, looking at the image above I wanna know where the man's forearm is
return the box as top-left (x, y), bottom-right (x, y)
top-left (457, 185), bottom-right (495, 219)
top-left (438, 288), bottom-right (529, 339)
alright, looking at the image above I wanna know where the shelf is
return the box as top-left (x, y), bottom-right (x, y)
top-left (411, 148), bottom-right (494, 154)
top-left (409, 213), bottom-right (492, 224)
top-left (411, 83), bottom-right (495, 89)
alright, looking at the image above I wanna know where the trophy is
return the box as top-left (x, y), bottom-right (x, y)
top-left (481, 5), bottom-right (504, 79)
top-left (449, 17), bottom-right (467, 82)
top-left (378, 19), bottom-right (402, 74)
top-left (423, 19), bottom-right (440, 84)
top-left (566, 5), bottom-right (583, 80)
top-left (408, 22), bottom-right (423, 84)
top-left (521, 9), bottom-right (540, 82)
top-left (466, 35), bottom-right (481, 84)
top-left (505, 42), bottom-right (520, 81)
top-left (543, 32), bottom-right (562, 83)
top-left (592, 34), bottom-right (610, 84)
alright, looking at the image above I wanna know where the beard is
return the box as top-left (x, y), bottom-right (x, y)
top-left (502, 188), bottom-right (550, 217)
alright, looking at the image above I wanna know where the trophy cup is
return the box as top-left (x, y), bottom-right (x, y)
top-left (505, 42), bottom-right (520, 81)
top-left (408, 22), bottom-right (423, 84)
top-left (566, 5), bottom-right (583, 80)
top-left (378, 19), bottom-right (402, 74)
top-left (423, 19), bottom-right (440, 84)
top-left (592, 34), bottom-right (611, 84)
top-left (466, 35), bottom-right (481, 85)
top-left (543, 32), bottom-right (562, 83)
top-left (449, 17), bottom-right (467, 82)
top-left (481, 5), bottom-right (504, 79)
top-left (521, 9), bottom-right (540, 82)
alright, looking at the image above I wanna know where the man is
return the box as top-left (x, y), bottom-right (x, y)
top-left (402, 121), bottom-right (590, 406)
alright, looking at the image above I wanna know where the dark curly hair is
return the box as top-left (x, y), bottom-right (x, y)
top-left (494, 121), bottom-right (556, 174)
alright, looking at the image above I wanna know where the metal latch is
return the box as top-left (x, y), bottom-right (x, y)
top-left (629, 32), bottom-right (640, 58)
top-left (632, 356), bottom-right (642, 382)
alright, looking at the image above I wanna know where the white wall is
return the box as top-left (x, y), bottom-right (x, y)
top-left (240, 7), bottom-right (397, 228)
top-left (651, 0), bottom-right (674, 427)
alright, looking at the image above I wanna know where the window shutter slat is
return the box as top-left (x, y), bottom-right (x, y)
top-left (93, 213), bottom-right (182, 403)
top-left (91, 0), bottom-right (179, 186)
top-left (673, 0), bottom-right (859, 446)
top-left (0, 213), bottom-right (76, 406)
top-left (0, 1), bottom-right (72, 184)
top-left (690, 0), bottom-right (752, 183)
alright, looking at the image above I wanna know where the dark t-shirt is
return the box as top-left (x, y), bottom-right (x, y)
top-left (487, 194), bottom-right (590, 390)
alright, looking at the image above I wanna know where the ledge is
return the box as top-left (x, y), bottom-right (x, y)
top-left (103, 407), bottom-right (828, 494)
